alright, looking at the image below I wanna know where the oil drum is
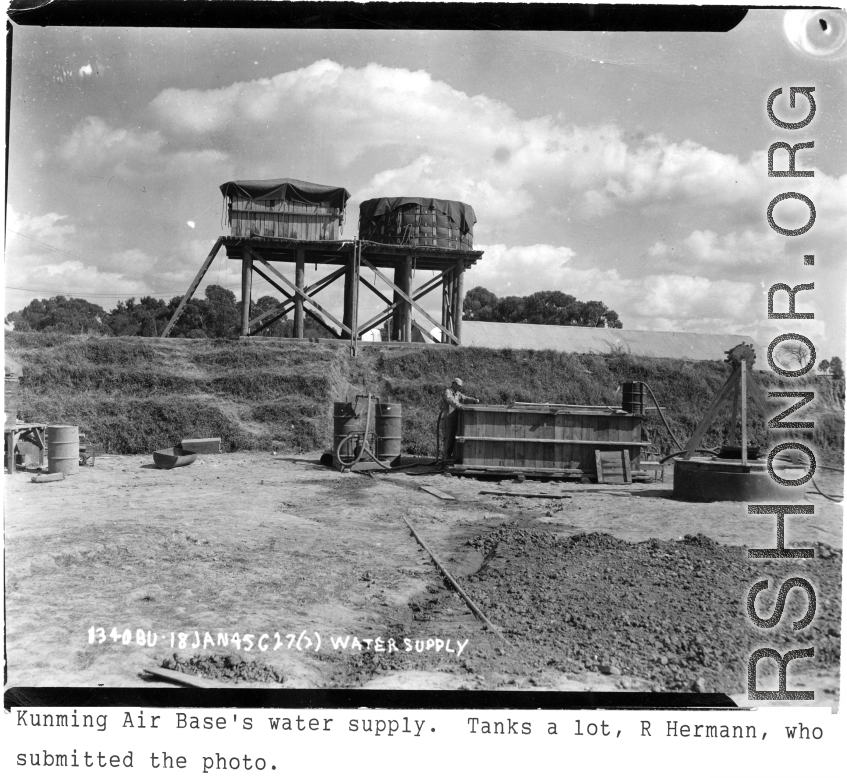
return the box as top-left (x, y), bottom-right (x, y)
top-left (622, 381), bottom-right (644, 415)
top-left (376, 403), bottom-right (402, 460)
top-left (333, 401), bottom-right (366, 459)
top-left (47, 425), bottom-right (80, 475)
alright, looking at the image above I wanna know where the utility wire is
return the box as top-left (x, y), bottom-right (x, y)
top-left (5, 284), bottom-right (242, 297)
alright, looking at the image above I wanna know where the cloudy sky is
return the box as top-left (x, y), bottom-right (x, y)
top-left (5, 10), bottom-right (846, 357)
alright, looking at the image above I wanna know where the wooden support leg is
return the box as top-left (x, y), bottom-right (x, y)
top-left (403, 256), bottom-right (413, 342)
top-left (728, 383), bottom-right (740, 446)
top-left (683, 367), bottom-right (741, 459)
top-left (351, 242), bottom-right (360, 345)
top-left (240, 252), bottom-right (253, 336)
top-left (740, 359), bottom-right (748, 466)
top-left (391, 265), bottom-right (404, 341)
top-left (161, 236), bottom-right (223, 338)
top-left (294, 248), bottom-right (305, 338)
top-left (343, 248), bottom-right (355, 333)
top-left (441, 269), bottom-right (450, 344)
top-left (453, 257), bottom-right (465, 345)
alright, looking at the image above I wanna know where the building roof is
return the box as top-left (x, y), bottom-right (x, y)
top-left (462, 321), bottom-right (764, 363)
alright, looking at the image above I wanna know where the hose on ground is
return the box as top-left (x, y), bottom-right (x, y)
top-left (659, 448), bottom-right (720, 464)
top-left (811, 476), bottom-right (843, 502)
top-left (771, 454), bottom-right (844, 501)
top-left (335, 397), bottom-right (374, 472)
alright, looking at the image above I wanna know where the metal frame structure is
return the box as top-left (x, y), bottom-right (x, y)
top-left (161, 236), bottom-right (483, 347)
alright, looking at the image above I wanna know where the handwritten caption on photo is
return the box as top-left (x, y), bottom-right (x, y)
top-left (88, 627), bottom-right (469, 655)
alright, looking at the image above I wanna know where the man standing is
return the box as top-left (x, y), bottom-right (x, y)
top-left (440, 378), bottom-right (480, 462)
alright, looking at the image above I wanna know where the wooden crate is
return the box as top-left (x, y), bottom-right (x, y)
top-left (456, 404), bottom-right (647, 476)
top-left (227, 196), bottom-right (344, 240)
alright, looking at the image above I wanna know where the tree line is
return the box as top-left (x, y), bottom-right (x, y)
top-left (462, 287), bottom-right (624, 328)
top-left (4, 286), bottom-right (335, 339)
top-left (7, 287), bottom-right (844, 381)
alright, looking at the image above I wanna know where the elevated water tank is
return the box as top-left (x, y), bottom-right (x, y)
top-left (358, 197), bottom-right (475, 250)
top-left (220, 178), bottom-right (351, 240)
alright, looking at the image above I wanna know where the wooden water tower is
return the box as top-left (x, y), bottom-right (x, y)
top-left (161, 180), bottom-right (484, 347)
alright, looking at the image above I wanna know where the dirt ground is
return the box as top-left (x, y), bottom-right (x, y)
top-left (4, 453), bottom-right (842, 705)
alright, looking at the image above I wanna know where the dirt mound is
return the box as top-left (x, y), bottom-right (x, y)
top-left (161, 653), bottom-right (284, 684)
top-left (454, 529), bottom-right (841, 692)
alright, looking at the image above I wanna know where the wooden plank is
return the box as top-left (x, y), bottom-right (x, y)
top-left (251, 264), bottom-right (342, 337)
top-left (555, 413), bottom-right (571, 470)
top-left (456, 436), bottom-right (650, 447)
top-left (249, 265), bottom-right (345, 330)
top-left (361, 258), bottom-right (459, 344)
top-left (515, 412), bottom-right (526, 469)
top-left (496, 409), bottom-right (507, 467)
top-left (31, 472), bottom-right (65, 483)
top-left (542, 411), bottom-right (554, 470)
top-left (479, 491), bottom-right (573, 499)
top-left (609, 414), bottom-right (619, 446)
top-left (728, 382), bottom-right (740, 446)
top-left (571, 412), bottom-right (584, 470)
top-left (527, 412), bottom-right (539, 469)
top-left (597, 414), bottom-right (608, 444)
top-left (294, 249), bottom-right (305, 337)
top-left (483, 410), bottom-right (494, 468)
top-left (251, 253), bottom-right (352, 336)
top-left (683, 366), bottom-right (741, 459)
top-left (357, 270), bottom-right (448, 337)
top-left (595, 450), bottom-right (631, 484)
top-left (161, 237), bottom-right (223, 337)
top-left (504, 410), bottom-right (515, 468)
top-left (420, 485), bottom-right (456, 501)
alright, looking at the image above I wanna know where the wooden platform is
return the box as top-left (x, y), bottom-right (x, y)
top-left (164, 235), bottom-right (484, 345)
top-left (221, 236), bottom-right (483, 271)
top-left (4, 423), bottom-right (47, 473)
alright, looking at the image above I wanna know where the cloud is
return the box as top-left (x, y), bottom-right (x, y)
top-left (15, 59), bottom-right (844, 357)
top-left (647, 228), bottom-right (790, 268)
top-left (468, 243), bottom-right (761, 335)
top-left (146, 59), bottom-right (847, 247)
top-left (58, 117), bottom-right (165, 174)
top-left (7, 207), bottom-right (76, 242)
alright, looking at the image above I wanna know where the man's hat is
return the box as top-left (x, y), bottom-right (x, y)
top-left (452, 377), bottom-right (463, 387)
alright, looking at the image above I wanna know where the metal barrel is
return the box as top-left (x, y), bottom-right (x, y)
top-left (333, 401), bottom-right (366, 459)
top-left (621, 381), bottom-right (644, 415)
top-left (47, 425), bottom-right (80, 475)
top-left (376, 402), bottom-right (402, 460)
top-left (4, 378), bottom-right (19, 426)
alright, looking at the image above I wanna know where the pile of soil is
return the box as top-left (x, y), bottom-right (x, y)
top-left (161, 653), bottom-right (284, 684)
top-left (454, 529), bottom-right (841, 692)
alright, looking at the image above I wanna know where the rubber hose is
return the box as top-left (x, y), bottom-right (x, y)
top-left (811, 476), bottom-right (843, 502)
top-left (659, 448), bottom-right (720, 464)
top-left (335, 398), bottom-right (374, 471)
top-left (334, 431), bottom-right (361, 469)
top-left (639, 381), bottom-right (684, 452)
